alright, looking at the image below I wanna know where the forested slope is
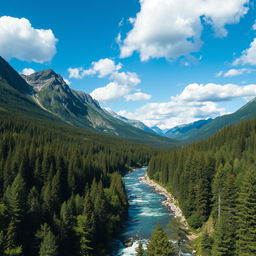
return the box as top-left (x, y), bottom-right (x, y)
top-left (0, 56), bottom-right (178, 148)
top-left (0, 114), bottom-right (157, 256)
top-left (148, 117), bottom-right (256, 255)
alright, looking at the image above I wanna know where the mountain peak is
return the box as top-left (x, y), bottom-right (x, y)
top-left (23, 68), bottom-right (66, 90)
top-left (37, 68), bottom-right (57, 77)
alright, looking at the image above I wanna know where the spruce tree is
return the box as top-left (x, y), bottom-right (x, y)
top-left (236, 168), bottom-right (256, 255)
top-left (39, 228), bottom-right (58, 256)
top-left (211, 174), bottom-right (237, 256)
top-left (147, 225), bottom-right (176, 256)
top-left (4, 173), bottom-right (26, 224)
top-left (201, 232), bottom-right (212, 256)
top-left (36, 223), bottom-right (58, 256)
top-left (74, 215), bottom-right (93, 256)
top-left (4, 220), bottom-right (23, 256)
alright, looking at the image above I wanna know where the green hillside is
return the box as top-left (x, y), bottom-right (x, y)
top-left (181, 99), bottom-right (256, 143)
top-left (148, 117), bottom-right (256, 255)
top-left (0, 56), bottom-right (177, 147)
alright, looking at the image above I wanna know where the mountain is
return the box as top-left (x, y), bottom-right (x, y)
top-left (165, 118), bottom-right (213, 139)
top-left (0, 57), bottom-right (62, 123)
top-left (179, 101), bottom-right (256, 142)
top-left (0, 56), bottom-right (33, 94)
top-left (23, 69), bottom-right (177, 146)
top-left (104, 108), bottom-right (158, 135)
top-left (0, 57), bottom-right (176, 146)
top-left (150, 126), bottom-right (167, 137)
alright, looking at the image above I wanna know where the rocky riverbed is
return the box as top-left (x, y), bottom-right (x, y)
top-left (140, 175), bottom-right (198, 241)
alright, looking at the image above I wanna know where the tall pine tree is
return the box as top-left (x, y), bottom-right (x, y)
top-left (236, 168), bottom-right (256, 255)
top-left (147, 225), bottom-right (176, 256)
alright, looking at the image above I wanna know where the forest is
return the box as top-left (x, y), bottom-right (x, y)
top-left (0, 113), bottom-right (157, 256)
top-left (148, 117), bottom-right (256, 255)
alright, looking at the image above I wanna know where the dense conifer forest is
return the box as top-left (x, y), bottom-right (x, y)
top-left (148, 117), bottom-right (256, 255)
top-left (0, 113), bottom-right (157, 256)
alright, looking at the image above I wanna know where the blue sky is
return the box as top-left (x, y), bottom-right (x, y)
top-left (1, 0), bottom-right (256, 129)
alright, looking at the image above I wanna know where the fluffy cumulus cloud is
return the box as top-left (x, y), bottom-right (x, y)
top-left (91, 71), bottom-right (142, 102)
top-left (233, 38), bottom-right (256, 66)
top-left (119, 82), bottom-right (256, 129)
top-left (125, 92), bottom-right (152, 101)
top-left (118, 101), bottom-right (225, 129)
top-left (120, 0), bottom-right (249, 61)
top-left (172, 83), bottom-right (256, 102)
top-left (68, 58), bottom-right (122, 79)
top-left (68, 58), bottom-right (151, 103)
top-left (21, 68), bottom-right (35, 76)
top-left (91, 82), bottom-right (132, 102)
top-left (0, 16), bottom-right (57, 63)
top-left (216, 68), bottom-right (254, 77)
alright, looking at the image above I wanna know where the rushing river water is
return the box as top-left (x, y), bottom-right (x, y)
top-left (112, 167), bottom-right (192, 256)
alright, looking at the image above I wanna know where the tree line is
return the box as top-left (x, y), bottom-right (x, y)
top-left (148, 117), bottom-right (256, 255)
top-left (0, 115), bottom-right (156, 256)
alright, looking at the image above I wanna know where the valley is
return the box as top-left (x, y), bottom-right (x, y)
top-left (0, 24), bottom-right (256, 256)
top-left (1, 1), bottom-right (256, 255)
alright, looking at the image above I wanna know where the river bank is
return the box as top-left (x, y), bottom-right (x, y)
top-left (140, 174), bottom-right (199, 241)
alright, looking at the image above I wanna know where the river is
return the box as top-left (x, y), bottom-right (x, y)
top-left (112, 167), bottom-right (192, 255)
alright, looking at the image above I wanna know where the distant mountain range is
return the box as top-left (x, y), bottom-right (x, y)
top-left (152, 100), bottom-right (256, 142)
top-left (1, 55), bottom-right (256, 145)
top-left (0, 56), bottom-right (177, 147)
top-left (108, 104), bottom-right (256, 143)
top-left (104, 108), bottom-right (158, 135)
top-left (179, 99), bottom-right (256, 142)
top-left (164, 118), bottom-right (213, 139)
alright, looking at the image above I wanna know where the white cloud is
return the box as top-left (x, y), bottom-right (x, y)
top-left (172, 83), bottom-right (256, 102)
top-left (125, 92), bottom-right (152, 101)
top-left (68, 58), bottom-right (122, 79)
top-left (69, 58), bottom-right (151, 103)
top-left (91, 82), bottom-right (132, 102)
top-left (233, 38), bottom-right (256, 66)
top-left (68, 67), bottom-right (83, 79)
top-left (120, 0), bottom-right (249, 61)
top-left (0, 16), bottom-right (57, 63)
top-left (216, 68), bottom-right (254, 77)
top-left (118, 101), bottom-right (226, 129)
top-left (91, 71), bottom-right (141, 103)
top-left (110, 71), bottom-right (140, 87)
top-left (21, 68), bottom-right (35, 76)
top-left (119, 82), bottom-right (256, 129)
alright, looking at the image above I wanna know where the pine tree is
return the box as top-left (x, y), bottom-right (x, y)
top-left (4, 173), bottom-right (26, 224)
top-left (36, 223), bottom-right (58, 256)
top-left (4, 220), bottom-right (23, 256)
top-left (74, 215), bottom-right (93, 256)
top-left (59, 201), bottom-right (75, 255)
top-left (201, 232), bottom-right (213, 256)
top-left (147, 225), bottom-right (176, 256)
top-left (236, 168), bottom-right (256, 255)
top-left (39, 229), bottom-right (58, 256)
top-left (211, 174), bottom-right (237, 256)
